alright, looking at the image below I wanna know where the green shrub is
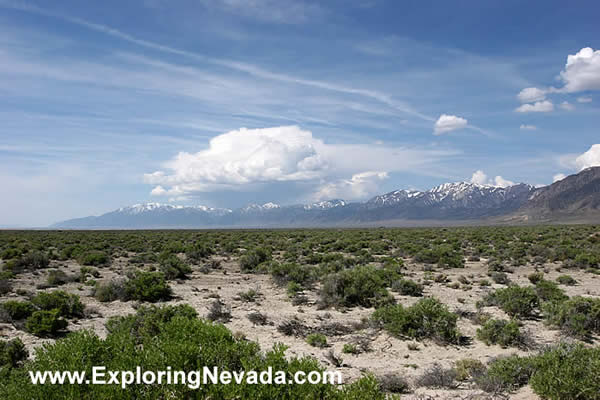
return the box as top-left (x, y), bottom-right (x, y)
top-left (391, 278), bottom-right (423, 297)
top-left (319, 265), bottom-right (394, 308)
top-left (31, 291), bottom-right (84, 318)
top-left (482, 286), bottom-right (539, 318)
top-left (237, 288), bottom-right (260, 303)
top-left (556, 274), bottom-right (577, 286)
top-left (269, 262), bottom-right (314, 286)
top-left (342, 343), bottom-right (359, 354)
top-left (490, 271), bottom-right (510, 285)
top-left (159, 255), bottom-right (192, 280)
top-left (286, 281), bottom-right (302, 298)
top-left (455, 358), bottom-right (485, 381)
top-left (527, 272), bottom-right (545, 284)
top-left (185, 243), bottom-right (213, 263)
top-left (25, 309), bottom-right (68, 337)
top-left (239, 247), bottom-right (271, 272)
top-left (530, 343), bottom-right (600, 400)
top-left (0, 338), bottom-right (28, 369)
top-left (13, 251), bottom-right (49, 271)
top-left (93, 280), bottom-right (127, 302)
top-left (0, 279), bottom-right (11, 296)
top-left (306, 333), bottom-right (328, 348)
top-left (1, 304), bottom-right (389, 399)
top-left (535, 280), bottom-right (568, 303)
top-left (47, 269), bottom-right (72, 286)
top-left (78, 251), bottom-right (110, 267)
top-left (542, 296), bottom-right (600, 338)
top-left (476, 319), bottom-right (524, 348)
top-left (0, 248), bottom-right (21, 260)
top-left (0, 301), bottom-right (35, 321)
top-left (477, 355), bottom-right (536, 393)
top-left (124, 271), bottom-right (172, 302)
top-left (372, 297), bottom-right (460, 344)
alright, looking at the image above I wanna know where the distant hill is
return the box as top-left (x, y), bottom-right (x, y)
top-left (52, 167), bottom-right (600, 228)
top-left (511, 166), bottom-right (600, 223)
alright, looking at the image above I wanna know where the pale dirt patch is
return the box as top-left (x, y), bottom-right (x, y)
top-left (2, 256), bottom-right (598, 399)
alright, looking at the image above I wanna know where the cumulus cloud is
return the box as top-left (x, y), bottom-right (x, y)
top-left (145, 125), bottom-right (458, 200)
top-left (559, 101), bottom-right (575, 111)
top-left (433, 114), bottom-right (468, 135)
top-left (519, 124), bottom-right (537, 131)
top-left (553, 173), bottom-right (567, 182)
top-left (150, 185), bottom-right (167, 196)
top-left (517, 87), bottom-right (547, 103)
top-left (515, 100), bottom-right (554, 113)
top-left (470, 170), bottom-right (514, 188)
top-left (144, 126), bottom-right (327, 193)
top-left (577, 96), bottom-right (592, 103)
top-left (575, 144), bottom-right (600, 170)
top-left (493, 176), bottom-right (515, 187)
top-left (470, 170), bottom-right (488, 185)
top-left (313, 171), bottom-right (388, 201)
top-left (559, 47), bottom-right (600, 92)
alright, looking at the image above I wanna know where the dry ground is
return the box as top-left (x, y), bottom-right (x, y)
top-left (1, 255), bottom-right (598, 399)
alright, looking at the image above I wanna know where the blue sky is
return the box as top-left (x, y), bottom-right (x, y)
top-left (0, 0), bottom-right (599, 226)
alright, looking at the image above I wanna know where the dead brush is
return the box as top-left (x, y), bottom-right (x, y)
top-left (206, 299), bottom-right (231, 323)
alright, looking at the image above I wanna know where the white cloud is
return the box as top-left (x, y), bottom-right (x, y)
top-left (145, 125), bottom-right (459, 198)
top-left (553, 173), bottom-right (567, 182)
top-left (575, 144), bottom-right (600, 171)
top-left (144, 126), bottom-right (327, 192)
top-left (493, 176), bottom-right (514, 187)
top-left (470, 170), bottom-right (514, 188)
top-left (559, 47), bottom-right (600, 92)
top-left (433, 114), bottom-right (468, 135)
top-left (515, 100), bottom-right (554, 113)
top-left (519, 124), bottom-right (537, 131)
top-left (517, 87), bottom-right (547, 103)
top-left (559, 101), bottom-right (575, 111)
top-left (150, 185), bottom-right (167, 196)
top-left (470, 170), bottom-right (488, 185)
top-left (313, 171), bottom-right (388, 201)
top-left (577, 96), bottom-right (592, 103)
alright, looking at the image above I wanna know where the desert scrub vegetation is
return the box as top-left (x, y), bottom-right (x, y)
top-left (319, 265), bottom-right (394, 308)
top-left (475, 343), bottom-right (600, 399)
top-left (305, 333), bottom-right (328, 348)
top-left (542, 296), bottom-right (600, 338)
top-left (124, 270), bottom-right (172, 302)
top-left (476, 319), bottom-right (529, 349)
top-left (158, 254), bottom-right (192, 280)
top-left (391, 278), bottom-right (423, 296)
top-left (0, 304), bottom-right (391, 399)
top-left (77, 250), bottom-right (110, 267)
top-left (93, 271), bottom-right (172, 303)
top-left (371, 297), bottom-right (460, 344)
top-left (239, 247), bottom-right (271, 272)
top-left (479, 285), bottom-right (539, 318)
top-left (25, 309), bottom-right (68, 337)
top-left (0, 291), bottom-right (84, 337)
top-left (556, 274), bottom-right (577, 285)
top-left (0, 338), bottom-right (28, 372)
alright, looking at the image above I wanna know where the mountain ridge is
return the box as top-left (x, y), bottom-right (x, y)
top-left (52, 167), bottom-right (600, 228)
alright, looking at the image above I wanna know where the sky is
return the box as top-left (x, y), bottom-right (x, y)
top-left (0, 0), bottom-right (599, 227)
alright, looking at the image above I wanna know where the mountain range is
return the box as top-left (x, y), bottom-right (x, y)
top-left (52, 167), bottom-right (600, 228)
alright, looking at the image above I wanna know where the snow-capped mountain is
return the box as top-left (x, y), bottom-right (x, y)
top-left (241, 202), bottom-right (281, 213)
top-left (303, 199), bottom-right (346, 210)
top-left (52, 168), bottom-right (600, 228)
top-left (118, 203), bottom-right (231, 216)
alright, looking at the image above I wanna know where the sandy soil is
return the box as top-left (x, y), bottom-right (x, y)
top-left (1, 256), bottom-right (598, 399)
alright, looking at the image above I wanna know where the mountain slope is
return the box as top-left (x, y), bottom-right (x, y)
top-left (52, 168), bottom-right (600, 228)
top-left (517, 167), bottom-right (600, 219)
